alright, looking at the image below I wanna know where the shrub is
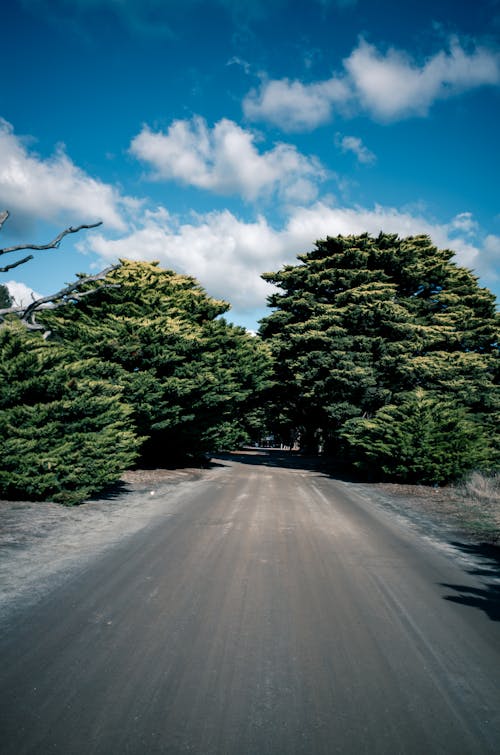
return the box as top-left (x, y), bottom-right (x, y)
top-left (340, 388), bottom-right (491, 485)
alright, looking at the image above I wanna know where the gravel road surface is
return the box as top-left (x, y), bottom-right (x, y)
top-left (1, 450), bottom-right (499, 754)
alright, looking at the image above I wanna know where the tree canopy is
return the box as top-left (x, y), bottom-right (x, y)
top-left (0, 284), bottom-right (11, 309)
top-left (0, 322), bottom-right (140, 504)
top-left (39, 260), bottom-right (273, 464)
top-left (0, 259), bottom-right (272, 503)
top-left (259, 233), bottom-right (499, 482)
top-left (1, 228), bottom-right (498, 502)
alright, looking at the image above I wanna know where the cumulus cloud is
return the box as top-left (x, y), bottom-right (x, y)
top-left (336, 134), bottom-right (376, 164)
top-left (0, 119), bottom-right (136, 231)
top-left (243, 37), bottom-right (500, 130)
top-left (81, 207), bottom-right (281, 309)
top-left (481, 235), bottom-right (500, 280)
top-left (130, 117), bottom-right (325, 202)
top-left (448, 211), bottom-right (479, 236)
top-left (243, 77), bottom-right (350, 131)
top-left (344, 37), bottom-right (500, 120)
top-left (80, 201), bottom-right (491, 313)
top-left (282, 203), bottom-right (484, 271)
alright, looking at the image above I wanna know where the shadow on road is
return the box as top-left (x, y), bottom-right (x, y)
top-left (441, 541), bottom-right (500, 622)
top-left (213, 448), bottom-right (360, 481)
top-left (214, 448), bottom-right (323, 471)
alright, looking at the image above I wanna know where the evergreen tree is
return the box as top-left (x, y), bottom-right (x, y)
top-left (340, 388), bottom-right (490, 485)
top-left (40, 260), bottom-right (273, 462)
top-left (260, 233), bottom-right (499, 477)
top-left (0, 284), bottom-right (11, 308)
top-left (0, 323), bottom-right (141, 504)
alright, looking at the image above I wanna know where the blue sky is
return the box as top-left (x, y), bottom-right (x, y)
top-left (1, 0), bottom-right (499, 329)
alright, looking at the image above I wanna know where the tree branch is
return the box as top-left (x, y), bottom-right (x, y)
top-left (0, 211), bottom-right (114, 336)
top-left (0, 210), bottom-right (9, 232)
top-left (0, 255), bottom-right (34, 273)
top-left (0, 220), bottom-right (103, 258)
top-left (0, 265), bottom-right (120, 335)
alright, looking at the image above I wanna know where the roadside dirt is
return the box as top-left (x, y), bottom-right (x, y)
top-left (0, 466), bottom-right (210, 617)
top-left (363, 480), bottom-right (500, 544)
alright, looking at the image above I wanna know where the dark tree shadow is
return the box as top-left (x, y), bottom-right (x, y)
top-left (85, 480), bottom-right (131, 503)
top-left (212, 447), bottom-right (362, 481)
top-left (213, 448), bottom-right (323, 471)
top-left (441, 541), bottom-right (500, 622)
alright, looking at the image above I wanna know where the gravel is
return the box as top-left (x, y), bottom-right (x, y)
top-left (1, 459), bottom-right (498, 623)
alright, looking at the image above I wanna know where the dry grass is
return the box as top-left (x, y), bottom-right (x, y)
top-left (372, 471), bottom-right (500, 545)
top-left (454, 472), bottom-right (500, 534)
top-left (457, 471), bottom-right (500, 506)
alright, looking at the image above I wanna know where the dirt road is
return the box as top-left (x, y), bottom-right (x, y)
top-left (1, 451), bottom-right (499, 753)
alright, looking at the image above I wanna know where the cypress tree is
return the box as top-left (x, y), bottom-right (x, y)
top-left (0, 323), bottom-right (141, 504)
top-left (340, 388), bottom-right (489, 485)
top-left (260, 233), bottom-right (499, 477)
top-left (40, 260), bottom-right (273, 462)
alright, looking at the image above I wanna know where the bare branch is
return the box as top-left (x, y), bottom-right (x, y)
top-left (0, 305), bottom-right (24, 317)
top-left (0, 265), bottom-right (120, 334)
top-left (0, 254), bottom-right (34, 273)
top-left (0, 220), bottom-right (103, 258)
top-left (22, 264), bottom-right (119, 320)
top-left (0, 211), bottom-right (114, 336)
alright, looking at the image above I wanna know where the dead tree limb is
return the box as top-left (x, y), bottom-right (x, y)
top-left (0, 211), bottom-right (9, 231)
top-left (0, 211), bottom-right (103, 266)
top-left (0, 211), bottom-right (117, 337)
top-left (0, 255), bottom-right (34, 273)
top-left (0, 265), bottom-right (120, 337)
top-left (22, 265), bottom-right (119, 320)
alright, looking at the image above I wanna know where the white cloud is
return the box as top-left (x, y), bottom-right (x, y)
top-left (0, 118), bottom-right (136, 231)
top-left (130, 117), bottom-right (325, 202)
top-left (83, 207), bottom-right (281, 309)
top-left (3, 280), bottom-right (42, 307)
top-left (80, 201), bottom-right (492, 313)
top-left (282, 203), bottom-right (484, 271)
top-left (336, 134), bottom-right (376, 164)
top-left (243, 77), bottom-right (350, 131)
top-left (344, 37), bottom-right (500, 120)
top-left (449, 211), bottom-right (479, 236)
top-left (481, 235), bottom-right (500, 280)
top-left (243, 37), bottom-right (500, 130)
top-left (227, 56), bottom-right (252, 74)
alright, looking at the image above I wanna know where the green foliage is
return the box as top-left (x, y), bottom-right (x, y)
top-left (340, 389), bottom-right (491, 485)
top-left (40, 260), bottom-right (273, 462)
top-left (0, 261), bottom-right (272, 504)
top-left (0, 323), bottom-right (141, 504)
top-left (260, 233), bottom-right (499, 480)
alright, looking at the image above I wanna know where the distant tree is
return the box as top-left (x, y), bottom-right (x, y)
top-left (260, 233), bottom-right (499, 478)
top-left (0, 284), bottom-right (11, 309)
